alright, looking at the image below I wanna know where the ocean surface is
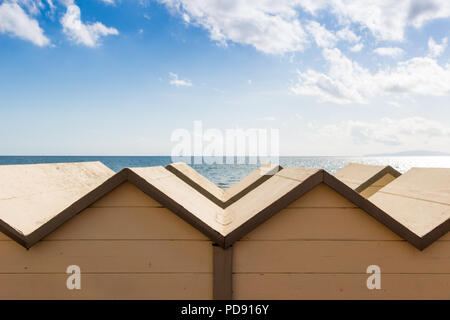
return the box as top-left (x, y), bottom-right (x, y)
top-left (0, 156), bottom-right (449, 189)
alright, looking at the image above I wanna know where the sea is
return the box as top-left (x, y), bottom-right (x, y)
top-left (0, 156), bottom-right (449, 189)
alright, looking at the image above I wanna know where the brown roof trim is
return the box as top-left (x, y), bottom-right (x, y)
top-left (224, 170), bottom-right (324, 248)
top-left (6, 168), bottom-right (226, 249)
top-left (213, 244), bottom-right (233, 300)
top-left (4, 166), bottom-right (446, 251)
top-left (322, 172), bottom-right (443, 250)
top-left (223, 165), bottom-right (283, 208)
top-left (166, 163), bottom-right (224, 208)
top-left (0, 219), bottom-right (29, 248)
top-left (221, 169), bottom-right (447, 250)
top-left (420, 218), bottom-right (450, 250)
top-left (8, 169), bottom-right (129, 249)
top-left (126, 169), bottom-right (225, 246)
top-left (166, 163), bottom-right (283, 208)
top-left (355, 165), bottom-right (401, 193)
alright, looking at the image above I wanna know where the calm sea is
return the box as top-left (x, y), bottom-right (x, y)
top-left (0, 156), bottom-right (449, 189)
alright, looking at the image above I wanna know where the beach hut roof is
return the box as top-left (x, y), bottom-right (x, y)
top-left (0, 163), bottom-right (447, 250)
top-left (0, 162), bottom-right (114, 246)
top-left (166, 162), bottom-right (282, 207)
top-left (334, 162), bottom-right (401, 192)
top-left (369, 167), bottom-right (450, 240)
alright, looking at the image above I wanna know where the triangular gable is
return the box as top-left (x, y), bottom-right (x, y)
top-left (369, 168), bottom-right (450, 247)
top-left (0, 162), bottom-right (114, 248)
top-left (223, 167), bottom-right (448, 250)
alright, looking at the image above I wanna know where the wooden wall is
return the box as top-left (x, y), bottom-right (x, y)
top-left (0, 182), bottom-right (213, 299)
top-left (233, 183), bottom-right (450, 299)
top-left (360, 173), bottom-right (397, 198)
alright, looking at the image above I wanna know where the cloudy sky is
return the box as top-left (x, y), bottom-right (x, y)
top-left (0, 0), bottom-right (449, 156)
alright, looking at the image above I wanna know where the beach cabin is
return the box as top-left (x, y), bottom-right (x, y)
top-left (334, 163), bottom-right (401, 197)
top-left (228, 167), bottom-right (450, 299)
top-left (0, 162), bottom-right (223, 299)
top-left (0, 162), bottom-right (448, 300)
top-left (0, 162), bottom-right (280, 299)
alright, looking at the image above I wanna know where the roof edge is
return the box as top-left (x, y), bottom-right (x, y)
top-left (223, 169), bottom-right (324, 248)
top-left (223, 165), bottom-right (283, 207)
top-left (9, 167), bottom-right (226, 249)
top-left (166, 163), bottom-right (284, 208)
top-left (165, 164), bottom-right (225, 208)
top-left (126, 168), bottom-right (225, 245)
top-left (3, 165), bottom-right (445, 251)
top-left (21, 169), bottom-right (129, 249)
top-left (323, 171), bottom-right (437, 250)
top-left (418, 218), bottom-right (450, 250)
top-left (355, 165), bottom-right (402, 193)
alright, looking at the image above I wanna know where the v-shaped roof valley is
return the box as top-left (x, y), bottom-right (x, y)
top-left (334, 162), bottom-right (401, 193)
top-left (165, 162), bottom-right (283, 207)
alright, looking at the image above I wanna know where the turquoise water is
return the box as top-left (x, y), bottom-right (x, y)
top-left (0, 156), bottom-right (449, 189)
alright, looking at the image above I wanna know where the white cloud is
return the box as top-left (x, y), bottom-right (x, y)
top-left (428, 36), bottom-right (448, 57)
top-left (100, 0), bottom-right (115, 5)
top-left (387, 101), bottom-right (402, 108)
top-left (349, 43), bottom-right (363, 52)
top-left (319, 117), bottom-right (450, 147)
top-left (374, 47), bottom-right (404, 57)
top-left (299, 0), bottom-right (450, 41)
top-left (0, 2), bottom-right (50, 46)
top-left (61, 3), bottom-right (118, 47)
top-left (158, 0), bottom-right (308, 54)
top-left (336, 26), bottom-right (360, 43)
top-left (305, 20), bottom-right (336, 48)
top-left (306, 21), bottom-right (362, 50)
top-left (46, 0), bottom-right (55, 10)
top-left (158, 1), bottom-right (450, 55)
top-left (169, 72), bottom-right (192, 87)
top-left (291, 48), bottom-right (373, 104)
top-left (258, 116), bottom-right (276, 121)
top-left (16, 0), bottom-right (43, 15)
top-left (291, 48), bottom-right (450, 104)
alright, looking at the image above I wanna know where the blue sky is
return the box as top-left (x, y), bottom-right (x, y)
top-left (0, 0), bottom-right (449, 156)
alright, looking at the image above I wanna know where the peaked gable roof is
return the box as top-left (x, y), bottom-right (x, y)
top-left (369, 168), bottom-right (450, 244)
top-left (0, 163), bottom-right (447, 250)
top-left (334, 162), bottom-right (401, 193)
top-left (165, 162), bottom-right (282, 207)
top-left (0, 162), bottom-right (115, 248)
top-left (221, 167), bottom-right (448, 249)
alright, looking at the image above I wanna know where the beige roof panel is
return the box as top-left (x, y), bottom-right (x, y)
top-left (225, 167), bottom-right (321, 237)
top-left (0, 162), bottom-right (114, 237)
top-left (334, 162), bottom-right (401, 192)
top-left (224, 163), bottom-right (283, 200)
top-left (369, 168), bottom-right (450, 238)
top-left (166, 163), bottom-right (225, 201)
top-left (129, 167), bottom-right (224, 234)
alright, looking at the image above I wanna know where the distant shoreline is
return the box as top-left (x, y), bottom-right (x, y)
top-left (364, 151), bottom-right (450, 157)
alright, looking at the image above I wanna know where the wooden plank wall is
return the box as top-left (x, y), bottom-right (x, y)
top-left (0, 182), bottom-right (213, 299)
top-left (233, 183), bottom-right (450, 299)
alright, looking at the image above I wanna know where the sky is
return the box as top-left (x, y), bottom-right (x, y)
top-left (0, 0), bottom-right (449, 156)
